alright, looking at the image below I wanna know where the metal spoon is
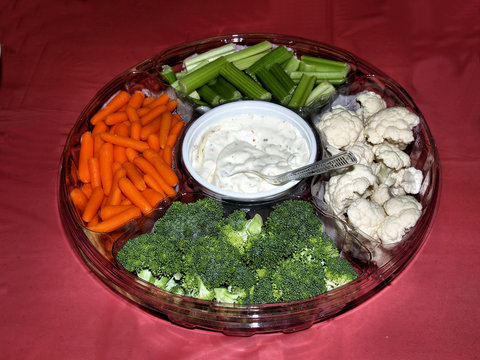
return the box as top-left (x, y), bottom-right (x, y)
top-left (229, 151), bottom-right (357, 185)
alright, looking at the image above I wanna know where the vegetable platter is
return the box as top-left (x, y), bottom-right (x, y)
top-left (58, 33), bottom-right (440, 336)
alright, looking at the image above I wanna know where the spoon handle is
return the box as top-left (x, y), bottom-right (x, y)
top-left (275, 151), bottom-right (357, 183)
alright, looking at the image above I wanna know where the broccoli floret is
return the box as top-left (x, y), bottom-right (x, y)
top-left (248, 272), bottom-right (277, 304)
top-left (213, 287), bottom-right (248, 304)
top-left (181, 274), bottom-right (215, 300)
top-left (323, 256), bottom-right (359, 291)
top-left (116, 233), bottom-right (158, 274)
top-left (271, 258), bottom-right (327, 302)
top-left (219, 211), bottom-right (263, 254)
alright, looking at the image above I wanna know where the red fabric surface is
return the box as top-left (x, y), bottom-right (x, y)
top-left (1, 0), bottom-right (479, 358)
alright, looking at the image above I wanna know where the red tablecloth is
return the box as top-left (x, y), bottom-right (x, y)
top-left (1, 0), bottom-right (479, 358)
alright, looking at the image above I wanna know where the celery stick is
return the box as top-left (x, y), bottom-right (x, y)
top-left (197, 84), bottom-right (222, 106)
top-left (232, 51), bottom-right (270, 70)
top-left (225, 41), bottom-right (273, 62)
top-left (186, 59), bottom-right (209, 72)
top-left (220, 62), bottom-right (271, 101)
top-left (160, 65), bottom-right (177, 85)
top-left (288, 74), bottom-right (315, 108)
top-left (269, 63), bottom-right (295, 94)
top-left (178, 56), bottom-right (228, 94)
top-left (288, 70), bottom-right (348, 82)
top-left (245, 46), bottom-right (293, 78)
top-left (184, 43), bottom-right (235, 70)
top-left (282, 55), bottom-right (301, 72)
top-left (209, 77), bottom-right (242, 102)
top-left (304, 80), bottom-right (336, 106)
top-left (256, 67), bottom-right (291, 104)
top-left (300, 55), bottom-right (349, 71)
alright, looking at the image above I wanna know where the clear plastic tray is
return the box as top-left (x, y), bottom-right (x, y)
top-left (57, 33), bottom-right (440, 336)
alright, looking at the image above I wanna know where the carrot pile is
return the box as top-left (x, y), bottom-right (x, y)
top-left (69, 90), bottom-right (185, 233)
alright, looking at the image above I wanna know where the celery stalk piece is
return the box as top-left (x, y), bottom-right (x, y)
top-left (282, 55), bottom-right (301, 72)
top-left (160, 65), bottom-right (177, 85)
top-left (256, 67), bottom-right (291, 104)
top-left (209, 77), bottom-right (242, 102)
top-left (224, 40), bottom-right (273, 62)
top-left (288, 74), bottom-right (315, 108)
top-left (304, 80), bottom-right (336, 106)
top-left (219, 62), bottom-right (271, 101)
top-left (269, 63), bottom-right (295, 94)
top-left (300, 55), bottom-right (349, 71)
top-left (184, 43), bottom-right (236, 71)
top-left (232, 51), bottom-right (270, 71)
top-left (178, 56), bottom-right (228, 95)
top-left (186, 59), bottom-right (209, 72)
top-left (197, 84), bottom-right (222, 106)
top-left (288, 70), bottom-right (348, 82)
top-left (245, 45), bottom-right (293, 79)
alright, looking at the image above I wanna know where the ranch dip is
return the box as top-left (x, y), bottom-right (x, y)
top-left (189, 113), bottom-right (311, 193)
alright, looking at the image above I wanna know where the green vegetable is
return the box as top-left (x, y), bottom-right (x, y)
top-left (178, 56), bottom-right (228, 94)
top-left (184, 43), bottom-right (235, 71)
top-left (208, 77), bottom-right (242, 103)
top-left (288, 73), bottom-right (316, 108)
top-left (224, 40), bottom-right (273, 63)
top-left (244, 45), bottom-right (293, 79)
top-left (117, 198), bottom-right (359, 304)
top-left (304, 80), bottom-right (336, 106)
top-left (197, 84), bottom-right (222, 106)
top-left (256, 66), bottom-right (292, 104)
top-left (160, 65), bottom-right (177, 85)
top-left (219, 62), bottom-right (272, 101)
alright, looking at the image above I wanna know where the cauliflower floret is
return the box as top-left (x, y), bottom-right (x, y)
top-left (373, 142), bottom-right (411, 171)
top-left (399, 167), bottom-right (423, 195)
top-left (364, 107), bottom-right (420, 149)
top-left (316, 106), bottom-right (364, 150)
top-left (356, 91), bottom-right (387, 121)
top-left (324, 164), bottom-right (378, 215)
top-left (346, 141), bottom-right (375, 166)
top-left (377, 195), bottom-right (422, 244)
top-left (371, 183), bottom-right (391, 206)
top-left (347, 198), bottom-right (386, 240)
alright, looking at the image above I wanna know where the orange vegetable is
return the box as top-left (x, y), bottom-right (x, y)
top-left (125, 147), bottom-right (139, 163)
top-left (78, 131), bottom-right (93, 183)
top-left (118, 177), bottom-right (152, 215)
top-left (140, 117), bottom-right (162, 140)
top-left (82, 186), bottom-right (104, 222)
top-left (100, 204), bottom-right (136, 220)
top-left (105, 111), bottom-right (128, 126)
top-left (99, 142), bottom-right (114, 195)
top-left (142, 96), bottom-right (155, 107)
top-left (171, 113), bottom-right (182, 127)
top-left (92, 121), bottom-right (108, 135)
top-left (90, 91), bottom-right (130, 125)
top-left (123, 161), bottom-right (147, 191)
top-left (93, 133), bottom-right (104, 157)
top-left (158, 112), bottom-right (172, 149)
top-left (70, 188), bottom-right (89, 213)
top-left (162, 144), bottom-right (173, 167)
top-left (87, 214), bottom-right (100, 227)
top-left (147, 133), bottom-right (160, 152)
top-left (147, 93), bottom-right (169, 109)
top-left (141, 188), bottom-right (166, 207)
top-left (107, 167), bottom-right (127, 206)
top-left (169, 120), bottom-right (185, 136)
top-left (166, 99), bottom-right (178, 112)
top-left (88, 206), bottom-right (142, 233)
top-left (87, 157), bottom-right (102, 189)
top-left (136, 107), bottom-right (151, 117)
top-left (127, 91), bottom-right (145, 109)
top-left (81, 183), bottom-right (93, 198)
top-left (126, 105), bottom-right (140, 123)
top-left (130, 121), bottom-right (141, 140)
top-left (140, 104), bottom-right (167, 125)
top-left (100, 132), bottom-right (149, 152)
top-left (142, 149), bottom-right (179, 187)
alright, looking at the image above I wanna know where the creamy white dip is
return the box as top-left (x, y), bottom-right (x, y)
top-left (189, 113), bottom-right (311, 193)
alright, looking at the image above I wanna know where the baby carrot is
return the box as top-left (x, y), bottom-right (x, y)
top-left (105, 111), bottom-right (128, 126)
top-left (88, 214), bottom-right (100, 227)
top-left (144, 173), bottom-right (177, 197)
top-left (142, 149), bottom-right (179, 187)
top-left (127, 91), bottom-right (145, 109)
top-left (162, 144), bottom-right (173, 167)
top-left (143, 173), bottom-right (163, 193)
top-left (140, 104), bottom-right (167, 125)
top-left (90, 91), bottom-right (130, 125)
top-left (141, 188), bottom-right (166, 207)
top-left (118, 177), bottom-right (152, 215)
top-left (130, 121), bottom-right (141, 140)
top-left (147, 133), bottom-right (160, 152)
top-left (142, 96), bottom-right (155, 107)
top-left (78, 131), bottom-right (93, 183)
top-left (92, 120), bottom-right (109, 135)
top-left (107, 167), bottom-right (127, 206)
top-left (112, 161), bottom-right (122, 174)
top-left (113, 145), bottom-right (128, 164)
top-left (100, 132), bottom-right (149, 152)
top-left (171, 113), bottom-right (182, 128)
top-left (158, 112), bottom-right (172, 149)
top-left (88, 206), bottom-right (142, 233)
top-left (125, 147), bottom-right (139, 163)
top-left (87, 157), bottom-right (102, 189)
top-left (100, 204), bottom-right (136, 220)
top-left (136, 107), bottom-right (151, 117)
top-left (123, 161), bottom-right (147, 191)
top-left (166, 98), bottom-right (178, 112)
top-left (120, 198), bottom-right (132, 206)
top-left (169, 120), bottom-right (185, 136)
top-left (126, 105), bottom-right (140, 123)
top-left (93, 133), bottom-right (104, 157)
top-left (147, 93), bottom-right (169, 109)
top-left (70, 188), bottom-right (89, 213)
top-left (99, 142), bottom-right (114, 195)
top-left (81, 183), bottom-right (93, 198)
top-left (140, 117), bottom-right (162, 140)
top-left (82, 186), bottom-right (104, 223)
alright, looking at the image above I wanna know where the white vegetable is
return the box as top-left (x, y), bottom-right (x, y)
top-left (364, 107), bottom-right (420, 149)
top-left (346, 141), bottom-right (375, 166)
top-left (373, 142), bottom-right (411, 171)
top-left (371, 183), bottom-right (391, 206)
top-left (324, 165), bottom-right (378, 215)
top-left (356, 91), bottom-right (387, 121)
top-left (378, 195), bottom-right (422, 244)
top-left (316, 106), bottom-right (364, 150)
top-left (347, 198), bottom-right (386, 240)
top-left (399, 167), bottom-right (423, 195)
